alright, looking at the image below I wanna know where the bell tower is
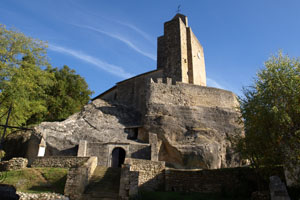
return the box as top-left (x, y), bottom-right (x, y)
top-left (157, 14), bottom-right (206, 86)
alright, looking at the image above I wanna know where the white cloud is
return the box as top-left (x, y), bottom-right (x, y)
top-left (114, 21), bottom-right (155, 44)
top-left (74, 24), bottom-right (156, 61)
top-left (206, 77), bottom-right (225, 89)
top-left (48, 44), bottom-right (133, 79)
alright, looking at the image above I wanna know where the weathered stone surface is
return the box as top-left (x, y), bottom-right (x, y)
top-left (31, 157), bottom-right (88, 168)
top-left (3, 130), bottom-right (33, 160)
top-left (64, 156), bottom-right (97, 200)
top-left (144, 81), bottom-right (243, 169)
top-left (20, 14), bottom-right (244, 170)
top-left (0, 158), bottom-right (28, 171)
top-left (35, 99), bottom-right (141, 155)
top-left (17, 192), bottom-right (68, 200)
top-left (269, 176), bottom-right (290, 200)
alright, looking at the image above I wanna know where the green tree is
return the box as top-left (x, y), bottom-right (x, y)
top-left (0, 24), bottom-right (93, 129)
top-left (0, 24), bottom-right (52, 127)
top-left (45, 65), bottom-right (93, 122)
top-left (233, 52), bottom-right (300, 183)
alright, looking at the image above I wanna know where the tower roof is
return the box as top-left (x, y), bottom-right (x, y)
top-left (172, 13), bottom-right (188, 26)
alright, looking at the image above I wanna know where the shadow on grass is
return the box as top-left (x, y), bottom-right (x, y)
top-left (28, 174), bottom-right (67, 194)
top-left (137, 191), bottom-right (251, 200)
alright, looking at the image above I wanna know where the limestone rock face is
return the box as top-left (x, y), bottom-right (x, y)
top-left (23, 81), bottom-right (243, 169)
top-left (144, 82), bottom-right (243, 169)
top-left (35, 99), bottom-right (140, 154)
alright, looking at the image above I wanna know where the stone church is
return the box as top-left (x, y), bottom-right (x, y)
top-left (25, 14), bottom-right (242, 169)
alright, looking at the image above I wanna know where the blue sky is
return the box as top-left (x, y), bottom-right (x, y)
top-left (1, 0), bottom-right (300, 97)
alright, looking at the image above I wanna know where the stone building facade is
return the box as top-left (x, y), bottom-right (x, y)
top-left (24, 14), bottom-right (242, 169)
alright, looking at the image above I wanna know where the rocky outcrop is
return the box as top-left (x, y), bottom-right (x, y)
top-left (144, 82), bottom-right (243, 169)
top-left (19, 80), bottom-right (243, 170)
top-left (35, 99), bottom-right (141, 155)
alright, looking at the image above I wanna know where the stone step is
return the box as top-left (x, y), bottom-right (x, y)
top-left (82, 166), bottom-right (121, 200)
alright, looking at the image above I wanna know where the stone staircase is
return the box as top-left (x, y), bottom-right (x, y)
top-left (81, 166), bottom-right (121, 200)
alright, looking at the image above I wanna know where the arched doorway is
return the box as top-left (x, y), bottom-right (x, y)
top-left (111, 147), bottom-right (126, 168)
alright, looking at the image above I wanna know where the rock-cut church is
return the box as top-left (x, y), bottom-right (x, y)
top-left (26, 14), bottom-right (243, 169)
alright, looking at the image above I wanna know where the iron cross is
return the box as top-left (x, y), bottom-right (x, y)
top-left (177, 5), bottom-right (181, 13)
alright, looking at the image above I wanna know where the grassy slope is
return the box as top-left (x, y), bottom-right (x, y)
top-left (0, 167), bottom-right (68, 194)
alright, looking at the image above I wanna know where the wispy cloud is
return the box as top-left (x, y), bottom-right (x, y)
top-left (206, 78), bottom-right (225, 89)
top-left (48, 44), bottom-right (133, 79)
top-left (114, 21), bottom-right (155, 44)
top-left (74, 24), bottom-right (156, 61)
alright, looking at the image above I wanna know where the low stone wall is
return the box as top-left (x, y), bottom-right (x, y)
top-left (64, 156), bottom-right (97, 200)
top-left (17, 192), bottom-right (69, 200)
top-left (119, 164), bottom-right (139, 200)
top-left (0, 157), bottom-right (28, 171)
top-left (119, 158), bottom-right (165, 200)
top-left (165, 167), bottom-right (285, 196)
top-left (31, 157), bottom-right (89, 168)
top-left (126, 158), bottom-right (165, 191)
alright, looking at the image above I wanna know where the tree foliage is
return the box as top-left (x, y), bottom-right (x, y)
top-left (45, 65), bottom-right (92, 122)
top-left (233, 52), bottom-right (300, 183)
top-left (0, 24), bottom-right (93, 129)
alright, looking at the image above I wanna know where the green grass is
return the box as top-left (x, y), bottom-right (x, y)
top-left (137, 191), bottom-right (251, 200)
top-left (0, 167), bottom-right (68, 194)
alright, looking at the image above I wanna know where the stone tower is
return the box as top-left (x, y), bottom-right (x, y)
top-left (157, 14), bottom-right (206, 86)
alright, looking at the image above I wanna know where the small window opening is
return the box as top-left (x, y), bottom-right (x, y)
top-left (125, 127), bottom-right (138, 140)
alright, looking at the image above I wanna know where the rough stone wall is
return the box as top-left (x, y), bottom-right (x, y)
top-left (125, 158), bottom-right (165, 191)
top-left (147, 80), bottom-right (238, 108)
top-left (119, 164), bottom-right (139, 200)
top-left (187, 28), bottom-right (206, 86)
top-left (0, 158), bottom-right (28, 171)
top-left (64, 157), bottom-right (97, 200)
top-left (157, 14), bottom-right (206, 86)
top-left (157, 36), bottom-right (166, 69)
top-left (31, 157), bottom-right (88, 168)
top-left (114, 70), bottom-right (162, 114)
top-left (86, 143), bottom-right (109, 166)
top-left (162, 17), bottom-right (183, 83)
top-left (144, 80), bottom-right (242, 169)
top-left (17, 192), bottom-right (69, 200)
top-left (129, 144), bottom-right (151, 160)
top-left (165, 167), bottom-right (285, 196)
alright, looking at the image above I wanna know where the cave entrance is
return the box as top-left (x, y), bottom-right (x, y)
top-left (111, 147), bottom-right (126, 168)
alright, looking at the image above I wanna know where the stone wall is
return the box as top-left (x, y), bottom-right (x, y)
top-left (125, 158), bottom-right (165, 191)
top-left (147, 80), bottom-right (238, 108)
top-left (119, 164), bottom-right (139, 200)
top-left (164, 167), bottom-right (285, 196)
top-left (83, 141), bottom-right (151, 167)
top-left (64, 156), bottom-right (97, 200)
top-left (119, 158), bottom-right (165, 200)
top-left (129, 144), bottom-right (151, 160)
top-left (17, 192), bottom-right (69, 200)
top-left (0, 158), bottom-right (28, 171)
top-left (86, 142), bottom-right (109, 166)
top-left (115, 70), bottom-right (162, 114)
top-left (31, 157), bottom-right (88, 168)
